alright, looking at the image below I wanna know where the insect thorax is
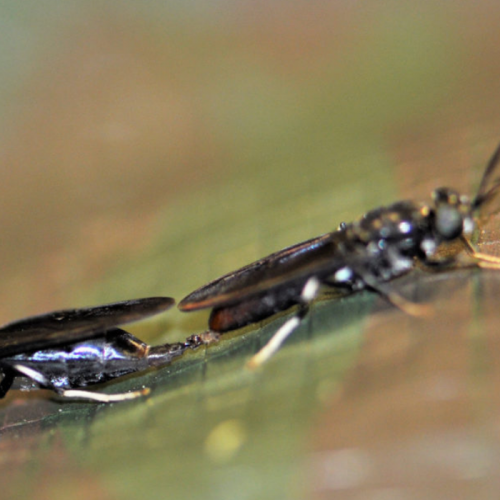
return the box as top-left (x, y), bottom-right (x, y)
top-left (335, 201), bottom-right (432, 284)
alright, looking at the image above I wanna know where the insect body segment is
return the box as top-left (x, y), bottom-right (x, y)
top-left (180, 141), bottom-right (500, 367)
top-left (0, 297), bottom-right (193, 403)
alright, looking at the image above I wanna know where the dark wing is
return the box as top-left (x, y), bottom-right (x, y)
top-left (0, 297), bottom-right (175, 356)
top-left (472, 140), bottom-right (500, 210)
top-left (179, 232), bottom-right (343, 311)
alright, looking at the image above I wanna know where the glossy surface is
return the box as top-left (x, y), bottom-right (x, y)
top-left (0, 297), bottom-right (175, 356)
top-left (0, 297), bottom-right (188, 399)
top-left (4, 329), bottom-right (186, 390)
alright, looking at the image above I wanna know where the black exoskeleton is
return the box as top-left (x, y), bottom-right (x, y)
top-left (0, 297), bottom-right (194, 402)
top-left (179, 141), bottom-right (500, 367)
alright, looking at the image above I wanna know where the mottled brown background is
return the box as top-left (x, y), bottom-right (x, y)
top-left (1, 2), bottom-right (500, 499)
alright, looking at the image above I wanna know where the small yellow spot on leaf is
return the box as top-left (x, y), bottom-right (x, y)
top-left (204, 419), bottom-right (247, 463)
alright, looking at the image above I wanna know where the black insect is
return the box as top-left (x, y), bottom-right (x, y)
top-left (0, 297), bottom-right (194, 403)
top-left (179, 141), bottom-right (500, 367)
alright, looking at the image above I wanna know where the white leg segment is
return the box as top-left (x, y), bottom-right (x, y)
top-left (13, 364), bottom-right (149, 403)
top-left (14, 364), bottom-right (49, 385)
top-left (61, 388), bottom-right (149, 403)
top-left (246, 277), bottom-right (320, 369)
top-left (246, 316), bottom-right (301, 369)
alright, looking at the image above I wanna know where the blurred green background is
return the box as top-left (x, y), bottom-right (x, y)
top-left (1, 2), bottom-right (500, 499)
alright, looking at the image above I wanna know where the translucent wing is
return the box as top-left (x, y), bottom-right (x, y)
top-left (472, 140), bottom-right (500, 211)
top-left (179, 232), bottom-right (344, 311)
top-left (0, 297), bottom-right (175, 356)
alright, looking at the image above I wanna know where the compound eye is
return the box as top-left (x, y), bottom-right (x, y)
top-left (435, 205), bottom-right (463, 240)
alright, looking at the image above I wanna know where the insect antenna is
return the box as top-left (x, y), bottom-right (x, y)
top-left (472, 140), bottom-right (500, 210)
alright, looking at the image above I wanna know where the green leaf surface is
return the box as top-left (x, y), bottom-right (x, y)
top-left (1, 3), bottom-right (500, 500)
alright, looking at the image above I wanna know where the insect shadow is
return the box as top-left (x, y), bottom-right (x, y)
top-left (179, 141), bottom-right (500, 367)
top-left (0, 297), bottom-right (198, 403)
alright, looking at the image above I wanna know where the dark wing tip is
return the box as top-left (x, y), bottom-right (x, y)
top-left (73, 296), bottom-right (177, 323)
top-left (178, 287), bottom-right (231, 311)
top-left (178, 294), bottom-right (206, 311)
top-left (0, 296), bottom-right (176, 357)
top-left (0, 296), bottom-right (176, 333)
top-left (116, 296), bottom-right (176, 313)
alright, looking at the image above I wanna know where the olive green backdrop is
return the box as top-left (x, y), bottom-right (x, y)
top-left (0, 2), bottom-right (500, 499)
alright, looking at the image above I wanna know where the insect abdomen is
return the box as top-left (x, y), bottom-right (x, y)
top-left (209, 282), bottom-right (305, 332)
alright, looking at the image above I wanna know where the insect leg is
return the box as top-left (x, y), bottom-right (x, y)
top-left (361, 273), bottom-right (431, 316)
top-left (58, 388), bottom-right (149, 403)
top-left (246, 277), bottom-right (321, 369)
top-left (184, 331), bottom-right (221, 349)
top-left (461, 236), bottom-right (500, 268)
top-left (12, 364), bottom-right (148, 403)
